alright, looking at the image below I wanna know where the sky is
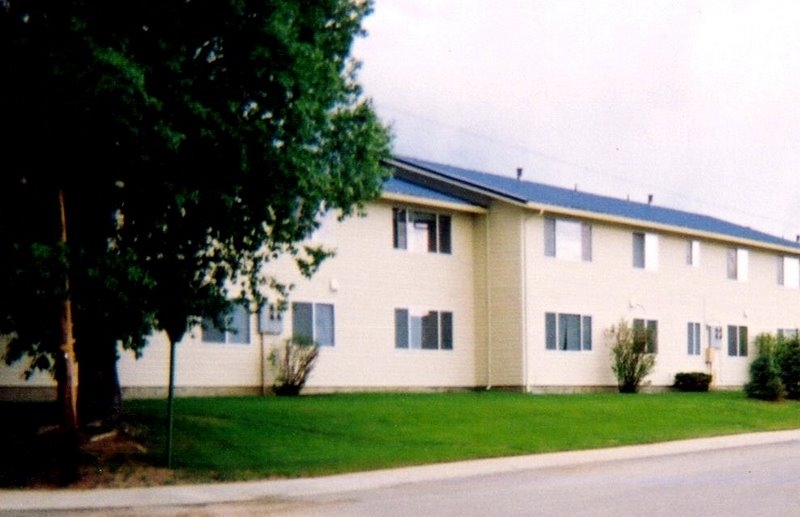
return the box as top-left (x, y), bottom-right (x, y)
top-left (351, 0), bottom-right (800, 240)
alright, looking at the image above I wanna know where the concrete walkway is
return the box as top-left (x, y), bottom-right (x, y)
top-left (2, 429), bottom-right (799, 513)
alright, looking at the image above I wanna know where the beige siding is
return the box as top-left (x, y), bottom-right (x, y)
top-left (117, 199), bottom-right (484, 392)
top-left (485, 202), bottom-right (524, 387)
top-left (524, 212), bottom-right (800, 389)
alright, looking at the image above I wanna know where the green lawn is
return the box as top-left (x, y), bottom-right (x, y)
top-left (122, 391), bottom-right (800, 481)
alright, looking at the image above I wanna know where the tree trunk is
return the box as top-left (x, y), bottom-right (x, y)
top-left (77, 336), bottom-right (122, 430)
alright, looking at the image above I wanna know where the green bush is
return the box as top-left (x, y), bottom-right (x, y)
top-left (608, 320), bottom-right (656, 393)
top-left (744, 334), bottom-right (785, 401)
top-left (269, 336), bottom-right (319, 396)
top-left (674, 372), bottom-right (712, 392)
top-left (776, 334), bottom-right (800, 400)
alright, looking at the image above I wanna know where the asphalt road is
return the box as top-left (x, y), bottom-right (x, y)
top-left (5, 431), bottom-right (800, 516)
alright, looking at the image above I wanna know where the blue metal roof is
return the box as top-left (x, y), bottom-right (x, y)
top-left (383, 176), bottom-right (479, 207)
top-left (394, 156), bottom-right (800, 250)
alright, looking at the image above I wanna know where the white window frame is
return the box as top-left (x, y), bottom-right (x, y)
top-left (201, 304), bottom-right (251, 345)
top-left (395, 307), bottom-right (453, 350)
top-left (545, 312), bottom-right (592, 351)
top-left (292, 302), bottom-right (335, 347)
top-left (687, 322), bottom-right (701, 355)
top-left (727, 325), bottom-right (748, 357)
top-left (544, 218), bottom-right (592, 262)
top-left (633, 318), bottom-right (658, 353)
top-left (778, 256), bottom-right (800, 288)
top-left (633, 232), bottom-right (659, 270)
top-left (393, 208), bottom-right (452, 254)
top-left (727, 248), bottom-right (749, 281)
top-left (687, 240), bottom-right (701, 267)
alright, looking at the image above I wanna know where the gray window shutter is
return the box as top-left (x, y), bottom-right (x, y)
top-left (545, 313), bottom-right (556, 350)
top-left (633, 233), bottom-right (645, 268)
top-left (581, 223), bottom-right (592, 262)
top-left (438, 215), bottom-right (452, 254)
top-left (395, 309), bottom-right (409, 349)
top-left (739, 326), bottom-right (748, 356)
top-left (393, 208), bottom-right (407, 249)
top-left (582, 316), bottom-right (592, 350)
top-left (727, 249), bottom-right (737, 279)
top-left (778, 256), bottom-right (785, 286)
top-left (544, 218), bottom-right (556, 257)
top-left (441, 312), bottom-right (453, 350)
top-left (727, 325), bottom-right (737, 356)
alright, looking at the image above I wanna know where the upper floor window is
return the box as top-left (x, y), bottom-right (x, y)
top-left (687, 322), bottom-right (701, 355)
top-left (727, 248), bottom-right (749, 281)
top-left (633, 318), bottom-right (658, 353)
top-left (778, 256), bottom-right (800, 288)
top-left (292, 302), bottom-right (335, 347)
top-left (727, 325), bottom-right (748, 356)
top-left (393, 208), bottom-right (451, 254)
top-left (545, 312), bottom-right (592, 351)
top-left (544, 218), bottom-right (592, 262)
top-left (395, 308), bottom-right (453, 350)
top-left (202, 304), bottom-right (251, 344)
top-left (687, 240), bottom-right (701, 267)
top-left (633, 232), bottom-right (659, 270)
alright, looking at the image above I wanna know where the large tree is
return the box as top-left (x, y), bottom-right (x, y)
top-left (0, 0), bottom-right (391, 429)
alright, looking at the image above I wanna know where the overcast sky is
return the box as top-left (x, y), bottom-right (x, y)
top-left (352, 0), bottom-right (800, 240)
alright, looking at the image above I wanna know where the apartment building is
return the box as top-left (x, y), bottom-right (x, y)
top-left (3, 156), bottom-right (799, 397)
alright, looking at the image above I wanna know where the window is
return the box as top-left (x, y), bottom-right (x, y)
top-left (308, 210), bottom-right (336, 245)
top-left (544, 218), bottom-right (592, 261)
top-left (727, 325), bottom-right (748, 356)
top-left (633, 232), bottom-right (659, 270)
top-left (778, 256), bottom-right (800, 288)
top-left (727, 248), bottom-right (749, 281)
top-left (778, 328), bottom-right (799, 339)
top-left (202, 304), bottom-right (251, 344)
top-left (395, 308), bottom-right (453, 350)
top-left (292, 302), bottom-right (335, 346)
top-left (687, 240), bottom-right (700, 267)
top-left (393, 208), bottom-right (451, 254)
top-left (545, 312), bottom-right (592, 351)
top-left (687, 322), bottom-right (701, 355)
top-left (633, 319), bottom-right (658, 353)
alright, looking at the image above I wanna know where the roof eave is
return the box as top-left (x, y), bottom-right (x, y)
top-left (527, 201), bottom-right (800, 255)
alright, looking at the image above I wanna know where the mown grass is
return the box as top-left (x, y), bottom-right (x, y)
top-left (123, 391), bottom-right (800, 481)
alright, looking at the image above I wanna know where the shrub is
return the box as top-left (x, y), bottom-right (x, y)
top-left (674, 372), bottom-right (712, 392)
top-left (776, 334), bottom-right (800, 400)
top-left (608, 320), bottom-right (656, 393)
top-left (269, 336), bottom-right (319, 396)
top-left (744, 334), bottom-right (785, 401)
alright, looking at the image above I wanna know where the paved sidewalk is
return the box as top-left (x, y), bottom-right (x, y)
top-left (2, 429), bottom-right (799, 513)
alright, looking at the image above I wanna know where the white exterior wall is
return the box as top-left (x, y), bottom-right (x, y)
top-left (6, 184), bottom-right (800, 398)
top-left (524, 210), bottom-right (800, 390)
top-left (485, 202), bottom-right (525, 387)
top-left (115, 198), bottom-right (485, 392)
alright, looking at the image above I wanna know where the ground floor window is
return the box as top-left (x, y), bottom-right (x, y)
top-left (292, 302), bottom-right (335, 347)
top-left (727, 325), bottom-right (748, 356)
top-left (395, 308), bottom-right (453, 350)
top-left (633, 319), bottom-right (658, 353)
top-left (545, 312), bottom-right (592, 351)
top-left (202, 304), bottom-right (251, 344)
top-left (687, 322), bottom-right (701, 355)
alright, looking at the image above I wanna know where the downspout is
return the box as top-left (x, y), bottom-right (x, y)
top-left (485, 213), bottom-right (492, 390)
top-left (521, 213), bottom-right (529, 392)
